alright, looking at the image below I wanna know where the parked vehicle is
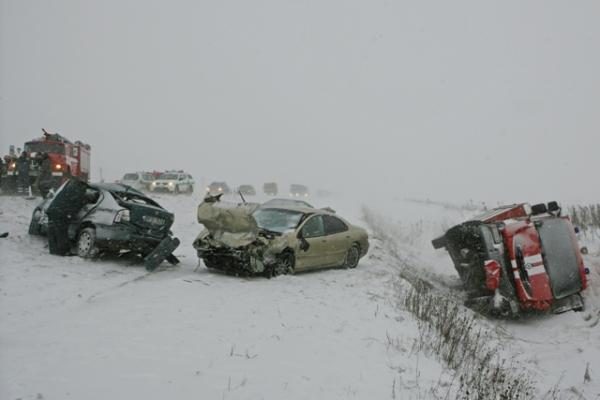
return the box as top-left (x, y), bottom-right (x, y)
top-left (432, 202), bottom-right (589, 316)
top-left (149, 171), bottom-right (194, 194)
top-left (290, 184), bottom-right (309, 198)
top-left (263, 182), bottom-right (278, 196)
top-left (206, 181), bottom-right (231, 195)
top-left (237, 184), bottom-right (256, 196)
top-left (119, 172), bottom-right (156, 191)
top-left (29, 182), bottom-right (180, 270)
top-left (193, 194), bottom-right (369, 277)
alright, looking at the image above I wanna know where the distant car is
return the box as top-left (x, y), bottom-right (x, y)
top-left (193, 196), bottom-right (369, 277)
top-left (237, 184), bottom-right (256, 196)
top-left (207, 181), bottom-right (231, 195)
top-left (262, 198), bottom-right (313, 209)
top-left (263, 182), bottom-right (278, 196)
top-left (290, 184), bottom-right (309, 198)
top-left (120, 172), bottom-right (155, 191)
top-left (150, 171), bottom-right (195, 194)
top-left (28, 182), bottom-right (180, 269)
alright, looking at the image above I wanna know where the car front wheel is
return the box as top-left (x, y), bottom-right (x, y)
top-left (268, 252), bottom-right (295, 278)
top-left (77, 227), bottom-right (99, 258)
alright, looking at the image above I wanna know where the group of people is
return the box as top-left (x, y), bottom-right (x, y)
top-left (1, 151), bottom-right (55, 197)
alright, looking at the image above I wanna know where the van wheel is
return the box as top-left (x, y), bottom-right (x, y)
top-left (174, 186), bottom-right (180, 194)
top-left (344, 244), bottom-right (360, 269)
top-left (77, 227), bottom-right (99, 258)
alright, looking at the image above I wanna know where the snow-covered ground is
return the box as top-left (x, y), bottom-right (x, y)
top-left (1, 192), bottom-right (599, 399)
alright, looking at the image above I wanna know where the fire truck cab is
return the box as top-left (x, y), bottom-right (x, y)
top-left (1, 130), bottom-right (91, 194)
top-left (433, 202), bottom-right (589, 316)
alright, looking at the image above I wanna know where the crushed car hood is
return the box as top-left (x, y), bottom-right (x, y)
top-left (197, 200), bottom-right (261, 248)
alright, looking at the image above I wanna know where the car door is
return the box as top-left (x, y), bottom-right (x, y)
top-left (295, 215), bottom-right (334, 270)
top-left (323, 215), bottom-right (351, 266)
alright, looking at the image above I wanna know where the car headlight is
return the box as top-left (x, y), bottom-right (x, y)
top-left (54, 164), bottom-right (62, 170)
top-left (114, 209), bottom-right (130, 223)
top-left (218, 187), bottom-right (223, 191)
top-left (206, 187), bottom-right (210, 192)
top-left (168, 182), bottom-right (175, 187)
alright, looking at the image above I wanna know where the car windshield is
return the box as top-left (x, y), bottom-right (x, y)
top-left (253, 208), bottom-right (305, 234)
top-left (160, 174), bottom-right (178, 180)
top-left (123, 173), bottom-right (138, 180)
top-left (25, 142), bottom-right (65, 155)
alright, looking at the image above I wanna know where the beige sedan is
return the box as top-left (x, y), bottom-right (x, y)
top-left (194, 199), bottom-right (370, 276)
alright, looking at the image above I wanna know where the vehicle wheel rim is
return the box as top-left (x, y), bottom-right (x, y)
top-left (273, 255), bottom-right (293, 276)
top-left (79, 232), bottom-right (91, 254)
top-left (346, 247), bottom-right (359, 268)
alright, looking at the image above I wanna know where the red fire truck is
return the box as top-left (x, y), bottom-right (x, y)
top-left (1, 129), bottom-right (91, 193)
top-left (432, 202), bottom-right (589, 316)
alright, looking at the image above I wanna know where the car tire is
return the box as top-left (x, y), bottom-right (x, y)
top-left (269, 251), bottom-right (295, 278)
top-left (188, 185), bottom-right (194, 194)
top-left (174, 185), bottom-right (180, 194)
top-left (77, 227), bottom-right (99, 258)
top-left (344, 244), bottom-right (360, 269)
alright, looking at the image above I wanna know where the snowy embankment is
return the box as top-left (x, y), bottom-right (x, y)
top-left (1, 193), bottom-right (450, 400)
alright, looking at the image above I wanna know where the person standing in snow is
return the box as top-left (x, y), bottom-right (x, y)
top-left (45, 177), bottom-right (90, 255)
top-left (36, 153), bottom-right (53, 198)
top-left (16, 151), bottom-right (30, 195)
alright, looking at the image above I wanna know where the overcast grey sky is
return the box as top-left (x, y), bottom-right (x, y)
top-left (1, 0), bottom-right (599, 203)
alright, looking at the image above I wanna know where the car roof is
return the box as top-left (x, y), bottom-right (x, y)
top-left (259, 205), bottom-right (334, 216)
top-left (90, 182), bottom-right (145, 196)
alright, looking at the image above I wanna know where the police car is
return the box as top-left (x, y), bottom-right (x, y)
top-left (149, 171), bottom-right (195, 194)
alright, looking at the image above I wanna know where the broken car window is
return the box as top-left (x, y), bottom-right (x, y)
top-left (253, 208), bottom-right (305, 234)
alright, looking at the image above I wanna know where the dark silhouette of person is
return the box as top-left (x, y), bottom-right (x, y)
top-left (45, 178), bottom-right (90, 255)
top-left (16, 151), bottom-right (30, 195)
top-left (36, 153), bottom-right (54, 198)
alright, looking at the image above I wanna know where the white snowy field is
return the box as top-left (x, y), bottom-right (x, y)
top-left (1, 192), bottom-right (599, 399)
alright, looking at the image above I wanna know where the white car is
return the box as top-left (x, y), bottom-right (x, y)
top-left (120, 172), bottom-right (156, 191)
top-left (149, 172), bottom-right (195, 194)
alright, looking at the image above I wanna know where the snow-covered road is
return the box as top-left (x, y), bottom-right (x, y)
top-left (1, 193), bottom-right (599, 399)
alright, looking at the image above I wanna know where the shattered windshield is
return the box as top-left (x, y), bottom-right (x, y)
top-left (112, 191), bottom-right (161, 208)
top-left (253, 208), bottom-right (305, 234)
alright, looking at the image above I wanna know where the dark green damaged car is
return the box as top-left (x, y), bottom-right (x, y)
top-left (29, 182), bottom-right (180, 270)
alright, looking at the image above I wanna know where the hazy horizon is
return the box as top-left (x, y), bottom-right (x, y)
top-left (2, 0), bottom-right (599, 204)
